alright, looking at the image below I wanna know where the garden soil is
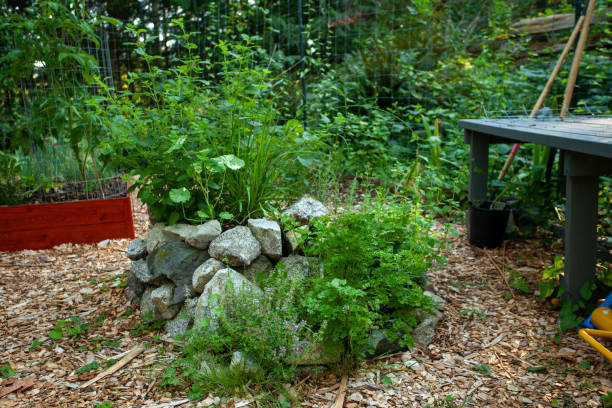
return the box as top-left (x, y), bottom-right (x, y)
top-left (1, 198), bottom-right (610, 408)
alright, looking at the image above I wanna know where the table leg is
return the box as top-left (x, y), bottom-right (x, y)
top-left (563, 174), bottom-right (598, 301)
top-left (468, 132), bottom-right (489, 202)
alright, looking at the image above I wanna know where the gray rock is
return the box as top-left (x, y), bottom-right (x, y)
top-left (126, 271), bottom-right (146, 303)
top-left (208, 226), bottom-right (261, 267)
top-left (165, 298), bottom-right (197, 337)
top-left (126, 239), bottom-right (148, 261)
top-left (192, 258), bottom-right (226, 293)
top-left (277, 255), bottom-right (312, 279)
top-left (193, 268), bottom-right (263, 330)
top-left (131, 259), bottom-right (169, 286)
top-left (411, 309), bottom-right (444, 347)
top-left (282, 225), bottom-right (309, 256)
top-left (247, 219), bottom-right (282, 260)
top-left (364, 330), bottom-right (404, 357)
top-left (241, 255), bottom-right (274, 283)
top-left (172, 284), bottom-right (195, 305)
top-left (282, 196), bottom-right (328, 225)
top-left (146, 223), bottom-right (181, 253)
top-left (147, 241), bottom-right (209, 286)
top-left (151, 284), bottom-right (181, 320)
top-left (230, 351), bottom-right (260, 374)
top-left (423, 290), bottom-right (446, 311)
top-left (140, 287), bottom-right (163, 320)
top-left (163, 220), bottom-right (222, 250)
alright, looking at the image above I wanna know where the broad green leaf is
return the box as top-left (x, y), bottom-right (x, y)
top-left (219, 155), bottom-right (245, 171)
top-left (218, 212), bottom-right (233, 220)
top-left (169, 187), bottom-right (190, 203)
top-left (165, 134), bottom-right (186, 154)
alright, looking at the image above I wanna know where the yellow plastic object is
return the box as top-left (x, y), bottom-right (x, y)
top-left (592, 307), bottom-right (612, 331)
top-left (579, 307), bottom-right (612, 363)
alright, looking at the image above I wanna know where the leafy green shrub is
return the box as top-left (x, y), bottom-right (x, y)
top-left (101, 21), bottom-right (317, 224)
top-left (171, 271), bottom-right (319, 397)
top-left (301, 193), bottom-right (444, 365)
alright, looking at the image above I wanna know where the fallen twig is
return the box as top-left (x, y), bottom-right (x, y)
top-left (80, 346), bottom-right (144, 388)
top-left (332, 375), bottom-right (348, 408)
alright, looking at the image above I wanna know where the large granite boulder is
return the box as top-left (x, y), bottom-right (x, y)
top-left (208, 226), bottom-right (261, 267)
top-left (282, 196), bottom-right (328, 225)
top-left (192, 258), bottom-right (226, 293)
top-left (147, 241), bottom-right (209, 286)
top-left (247, 219), bottom-right (282, 260)
top-left (163, 220), bottom-right (222, 250)
top-left (193, 268), bottom-right (263, 329)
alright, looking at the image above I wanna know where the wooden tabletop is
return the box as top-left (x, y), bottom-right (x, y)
top-left (459, 117), bottom-right (612, 159)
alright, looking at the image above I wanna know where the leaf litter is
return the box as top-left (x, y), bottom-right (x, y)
top-left (0, 198), bottom-right (610, 407)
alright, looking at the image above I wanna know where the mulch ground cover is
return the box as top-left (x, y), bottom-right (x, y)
top-left (1, 198), bottom-right (610, 407)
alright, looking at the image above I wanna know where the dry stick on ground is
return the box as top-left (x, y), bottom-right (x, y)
top-left (484, 250), bottom-right (515, 297)
top-left (80, 346), bottom-right (144, 388)
top-left (332, 375), bottom-right (348, 408)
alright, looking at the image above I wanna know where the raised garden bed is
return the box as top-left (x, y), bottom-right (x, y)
top-left (0, 196), bottom-right (135, 251)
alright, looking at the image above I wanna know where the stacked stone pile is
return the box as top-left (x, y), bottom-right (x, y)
top-left (125, 196), bottom-right (328, 337)
top-left (125, 195), bottom-right (445, 355)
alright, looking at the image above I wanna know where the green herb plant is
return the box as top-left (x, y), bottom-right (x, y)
top-left (301, 193), bottom-right (444, 367)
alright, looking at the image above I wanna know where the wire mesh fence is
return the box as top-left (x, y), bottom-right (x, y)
top-left (1, 0), bottom-right (608, 205)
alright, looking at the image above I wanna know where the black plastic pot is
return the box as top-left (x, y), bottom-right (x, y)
top-left (466, 201), bottom-right (510, 249)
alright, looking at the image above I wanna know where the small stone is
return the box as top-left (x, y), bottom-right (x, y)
top-left (423, 290), bottom-right (446, 311)
top-left (140, 287), bottom-right (162, 320)
top-left (348, 393), bottom-right (363, 403)
top-left (282, 196), bottom-right (328, 225)
top-left (172, 284), bottom-right (195, 305)
top-left (411, 309), bottom-right (444, 347)
top-left (151, 284), bottom-right (181, 320)
top-left (192, 258), bottom-right (226, 293)
top-left (146, 223), bottom-right (180, 253)
top-left (147, 241), bottom-right (209, 286)
top-left (131, 259), bottom-right (168, 286)
top-left (277, 255), bottom-right (313, 279)
top-left (126, 271), bottom-right (146, 303)
top-left (247, 218), bottom-right (282, 260)
top-left (127, 239), bottom-right (148, 261)
top-left (241, 256), bottom-right (274, 283)
top-left (208, 226), bottom-right (261, 267)
top-left (163, 220), bottom-right (222, 250)
top-left (282, 225), bottom-right (309, 256)
top-left (165, 298), bottom-right (197, 337)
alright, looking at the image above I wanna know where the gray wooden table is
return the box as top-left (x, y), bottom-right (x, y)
top-left (459, 117), bottom-right (612, 300)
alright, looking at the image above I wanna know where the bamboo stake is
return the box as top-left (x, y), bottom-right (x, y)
top-left (530, 15), bottom-right (585, 117)
top-left (561, 0), bottom-right (597, 117)
top-left (497, 13), bottom-right (587, 182)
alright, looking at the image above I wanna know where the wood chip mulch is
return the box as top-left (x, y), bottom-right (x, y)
top-left (1, 202), bottom-right (611, 407)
